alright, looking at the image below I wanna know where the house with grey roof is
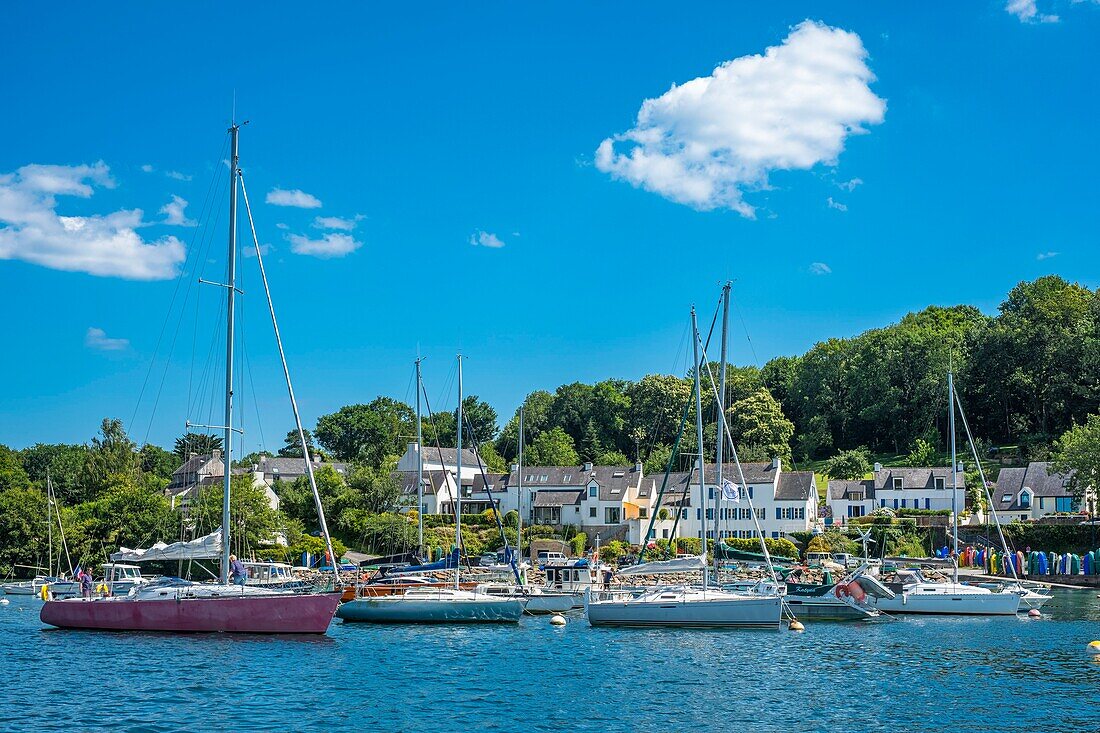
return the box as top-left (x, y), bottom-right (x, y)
top-left (396, 442), bottom-right (483, 480)
top-left (993, 462), bottom-right (1094, 522)
top-left (250, 454), bottom-right (349, 486)
top-left (827, 463), bottom-right (965, 527)
top-left (166, 450), bottom-right (281, 514)
top-left (515, 461), bottom-right (646, 543)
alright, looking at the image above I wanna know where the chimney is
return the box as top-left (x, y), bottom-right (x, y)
top-left (583, 461), bottom-right (593, 472)
top-left (510, 463), bottom-right (518, 473)
top-left (409, 441), bottom-right (419, 454)
top-left (212, 449), bottom-right (221, 462)
top-left (771, 456), bottom-right (781, 470)
top-left (635, 461), bottom-right (643, 473)
top-left (311, 453), bottom-right (321, 464)
top-left (873, 462), bottom-right (883, 472)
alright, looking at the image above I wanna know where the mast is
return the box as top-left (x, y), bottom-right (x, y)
top-left (416, 355), bottom-right (424, 553)
top-left (46, 472), bottom-right (53, 577)
top-left (455, 354), bottom-right (463, 590)
top-left (715, 282), bottom-right (730, 557)
top-left (517, 404), bottom-right (524, 578)
top-left (219, 123), bottom-right (240, 584)
top-left (948, 369), bottom-right (959, 583)
top-left (691, 307), bottom-right (708, 590)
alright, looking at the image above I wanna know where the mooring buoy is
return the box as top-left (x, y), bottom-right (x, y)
top-left (549, 614), bottom-right (566, 626)
top-left (1027, 608), bottom-right (1041, 618)
top-left (789, 620), bottom-right (805, 632)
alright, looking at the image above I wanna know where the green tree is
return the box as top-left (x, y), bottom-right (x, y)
top-left (80, 418), bottom-right (138, 501)
top-left (0, 485), bottom-right (48, 571)
top-left (526, 427), bottom-right (579, 467)
top-left (595, 450), bottom-right (630, 465)
top-left (761, 355), bottom-right (800, 410)
top-left (1051, 414), bottom-right (1100, 504)
top-left (643, 444), bottom-right (674, 475)
top-left (823, 447), bottom-right (872, 480)
top-left (458, 395), bottom-right (499, 445)
top-left (474, 441), bottom-right (507, 473)
top-left (495, 390), bottom-right (554, 460)
top-left (71, 473), bottom-right (180, 559)
top-left (905, 438), bottom-right (938, 466)
top-left (726, 389), bottom-right (794, 463)
top-left (547, 382), bottom-right (595, 445)
top-left (277, 428), bottom-right (316, 458)
top-left (190, 474), bottom-right (280, 552)
top-left (627, 375), bottom-right (692, 451)
top-left (347, 463), bottom-right (402, 515)
top-left (173, 432), bottom-right (223, 460)
top-left (139, 444), bottom-right (180, 480)
top-left (18, 443), bottom-right (87, 499)
top-left (0, 445), bottom-right (31, 491)
top-left (314, 397), bottom-right (415, 465)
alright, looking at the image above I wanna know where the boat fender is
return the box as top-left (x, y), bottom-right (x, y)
top-left (1088, 641), bottom-right (1100, 656)
top-left (40, 585), bottom-right (49, 601)
top-left (834, 581), bottom-right (866, 604)
top-left (1027, 608), bottom-right (1041, 618)
top-left (96, 584), bottom-right (109, 596)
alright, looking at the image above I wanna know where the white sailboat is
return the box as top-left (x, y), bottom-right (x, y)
top-left (873, 371), bottom-right (1022, 616)
top-left (336, 355), bottom-right (524, 624)
top-left (2, 474), bottom-right (70, 597)
top-left (586, 303), bottom-right (783, 629)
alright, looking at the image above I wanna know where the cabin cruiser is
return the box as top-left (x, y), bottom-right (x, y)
top-left (543, 557), bottom-right (605, 609)
top-left (975, 579), bottom-right (1052, 611)
top-left (873, 569), bottom-right (1021, 615)
top-left (586, 583), bottom-right (782, 628)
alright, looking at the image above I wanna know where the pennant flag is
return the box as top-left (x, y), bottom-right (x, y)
top-left (721, 479), bottom-right (741, 503)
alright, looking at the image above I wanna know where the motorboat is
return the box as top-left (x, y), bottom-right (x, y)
top-left (336, 586), bottom-right (523, 624)
top-left (586, 584), bottom-right (782, 628)
top-left (1, 576), bottom-right (59, 596)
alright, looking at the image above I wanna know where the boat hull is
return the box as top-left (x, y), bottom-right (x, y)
top-left (1, 583), bottom-right (37, 596)
top-left (40, 592), bottom-right (342, 633)
top-left (336, 596), bottom-right (523, 623)
top-left (874, 592), bottom-right (1020, 615)
top-left (586, 594), bottom-right (782, 628)
top-left (523, 593), bottom-right (579, 615)
top-left (782, 597), bottom-right (872, 621)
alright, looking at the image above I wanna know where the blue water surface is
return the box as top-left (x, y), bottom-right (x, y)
top-left (1, 590), bottom-right (1098, 732)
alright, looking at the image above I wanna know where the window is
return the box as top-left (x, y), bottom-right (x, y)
top-left (893, 499), bottom-right (899, 509)
top-left (901, 499), bottom-right (906, 508)
top-left (639, 507), bottom-right (648, 519)
top-left (794, 507), bottom-right (805, 520)
top-left (562, 474), bottom-right (571, 482)
top-left (705, 508), bottom-right (714, 520)
top-left (708, 487), bottom-right (714, 500)
top-left (880, 499), bottom-right (886, 508)
top-left (748, 487), bottom-right (754, 499)
top-left (848, 505), bottom-right (865, 518)
top-left (681, 509), bottom-right (688, 520)
top-left (924, 498), bottom-right (930, 510)
top-left (696, 508), bottom-right (702, 520)
top-left (648, 529), bottom-right (655, 540)
top-left (1019, 492), bottom-right (1031, 509)
top-left (756, 508), bottom-right (765, 520)
top-left (771, 532), bottom-right (780, 539)
top-left (1001, 494), bottom-right (1013, 503)
top-left (605, 507), bottom-right (621, 524)
top-left (935, 477), bottom-right (945, 490)
top-left (1056, 497), bottom-right (1076, 513)
top-left (1039, 497), bottom-right (1048, 509)
top-left (589, 507), bottom-right (597, 518)
top-left (893, 478), bottom-right (903, 490)
top-left (662, 528), bottom-right (669, 539)
top-left (588, 486), bottom-right (598, 498)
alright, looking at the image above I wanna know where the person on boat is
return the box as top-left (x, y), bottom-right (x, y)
top-left (229, 555), bottom-right (249, 586)
top-left (80, 569), bottom-right (93, 598)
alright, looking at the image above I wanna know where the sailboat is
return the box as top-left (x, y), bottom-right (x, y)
top-left (585, 304), bottom-right (783, 628)
top-left (2, 474), bottom-right (71, 597)
top-left (40, 123), bottom-right (342, 633)
top-left (872, 371), bottom-right (1022, 616)
top-left (336, 355), bottom-right (524, 623)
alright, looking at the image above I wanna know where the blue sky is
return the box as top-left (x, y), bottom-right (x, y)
top-left (1, 1), bottom-right (1097, 452)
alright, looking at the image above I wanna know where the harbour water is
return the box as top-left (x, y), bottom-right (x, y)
top-left (3, 590), bottom-right (1099, 732)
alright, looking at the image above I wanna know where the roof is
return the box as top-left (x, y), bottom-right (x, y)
top-left (828, 479), bottom-right (872, 501)
top-left (253, 455), bottom-right (348, 478)
top-left (508, 464), bottom-right (642, 501)
top-left (395, 470), bottom-right (451, 496)
top-left (994, 462), bottom-right (1076, 511)
top-left (828, 467), bottom-right (964, 501)
top-left (532, 490), bottom-right (584, 507)
top-left (776, 471), bottom-right (816, 501)
top-left (413, 445), bottom-right (480, 467)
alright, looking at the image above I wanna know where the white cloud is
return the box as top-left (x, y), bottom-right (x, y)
top-left (159, 194), bottom-right (196, 227)
top-left (312, 215), bottom-right (362, 231)
top-left (140, 164), bottom-right (154, 173)
top-left (288, 232), bottom-right (361, 258)
top-left (469, 230), bottom-right (505, 248)
top-left (85, 327), bottom-right (129, 351)
top-left (1006, 0), bottom-right (1059, 23)
top-left (826, 197), bottom-right (848, 212)
top-left (166, 170), bottom-right (192, 181)
top-left (275, 222), bottom-right (289, 230)
top-left (810, 262), bottom-right (832, 275)
top-left (266, 187), bottom-right (322, 208)
top-left (1037, 251), bottom-right (1059, 260)
top-left (243, 242), bottom-right (272, 258)
top-left (0, 162), bottom-right (185, 280)
top-left (595, 20), bottom-right (886, 217)
top-left (838, 178), bottom-right (863, 192)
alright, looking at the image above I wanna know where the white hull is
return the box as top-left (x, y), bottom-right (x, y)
top-left (586, 587), bottom-right (783, 628)
top-left (875, 585), bottom-right (1020, 615)
top-left (1, 582), bottom-right (38, 596)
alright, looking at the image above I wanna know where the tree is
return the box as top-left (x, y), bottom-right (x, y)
top-left (0, 485), bottom-right (47, 571)
top-left (547, 382), bottom-right (595, 446)
top-left (139, 444), bottom-right (180, 480)
top-left (643, 444), bottom-right (674, 475)
top-left (823, 447), bottom-right (872, 480)
top-left (18, 443), bottom-right (87, 499)
top-left (190, 474), bottom-right (280, 551)
top-left (278, 428), bottom-right (316, 458)
top-left (526, 427), bottom-right (579, 467)
top-left (173, 432), bottom-right (223, 460)
top-left (905, 438), bottom-right (938, 466)
top-left (314, 397), bottom-right (415, 465)
top-left (761, 356), bottom-right (800, 410)
top-left (473, 441), bottom-right (507, 473)
top-left (725, 389), bottom-right (794, 463)
top-left (459, 395), bottom-right (499, 445)
top-left (0, 445), bottom-right (31, 491)
top-left (347, 463), bottom-right (402, 515)
top-left (495, 390), bottom-right (554, 460)
top-left (71, 473), bottom-right (180, 559)
top-left (80, 418), bottom-right (138, 501)
top-left (589, 380), bottom-right (631, 453)
top-left (595, 449), bottom-right (629, 465)
top-left (1051, 414), bottom-right (1100, 505)
top-left (627, 375), bottom-right (692, 451)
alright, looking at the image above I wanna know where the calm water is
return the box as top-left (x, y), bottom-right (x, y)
top-left (2, 590), bottom-right (1099, 732)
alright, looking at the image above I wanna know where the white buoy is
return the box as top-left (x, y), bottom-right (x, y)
top-left (0, 598), bottom-right (9, 605)
top-left (789, 619), bottom-right (805, 632)
top-left (549, 614), bottom-right (567, 626)
top-left (1088, 640), bottom-right (1100, 656)
top-left (1027, 608), bottom-right (1041, 618)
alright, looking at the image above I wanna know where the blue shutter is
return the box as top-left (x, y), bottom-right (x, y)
top-left (775, 507), bottom-right (781, 519)
top-left (925, 498), bottom-right (930, 510)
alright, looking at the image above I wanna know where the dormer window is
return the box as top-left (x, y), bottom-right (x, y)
top-left (934, 477), bottom-right (945, 490)
top-left (892, 478), bottom-right (903, 490)
top-left (1019, 490), bottom-right (1031, 509)
top-left (588, 485), bottom-right (598, 498)
top-left (562, 474), bottom-right (571, 482)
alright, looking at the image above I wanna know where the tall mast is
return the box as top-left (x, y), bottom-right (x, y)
top-left (691, 307), bottom-right (708, 591)
top-left (517, 404), bottom-right (524, 576)
top-left (416, 355), bottom-right (424, 553)
top-left (455, 354), bottom-right (463, 590)
top-left (715, 282), bottom-right (730, 555)
top-left (47, 472), bottom-right (53, 577)
top-left (220, 123), bottom-right (240, 584)
top-left (948, 369), bottom-right (959, 583)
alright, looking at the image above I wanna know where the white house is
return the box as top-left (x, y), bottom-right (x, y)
top-left (827, 464), bottom-right (965, 527)
top-left (992, 462), bottom-right (1095, 522)
top-left (166, 450), bottom-right (281, 513)
top-left (396, 443), bottom-right (483, 480)
top-left (395, 443), bottom-right (517, 517)
top-left (645, 459), bottom-right (817, 543)
top-left (516, 462), bottom-right (646, 543)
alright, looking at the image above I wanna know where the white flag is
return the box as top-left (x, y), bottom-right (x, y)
top-left (721, 479), bottom-right (741, 503)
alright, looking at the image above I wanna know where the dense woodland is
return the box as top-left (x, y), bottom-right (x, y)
top-left (4, 275), bottom-right (1100, 574)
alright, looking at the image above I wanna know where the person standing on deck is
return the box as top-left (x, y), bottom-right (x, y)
top-left (229, 555), bottom-right (248, 586)
top-left (79, 569), bottom-right (93, 598)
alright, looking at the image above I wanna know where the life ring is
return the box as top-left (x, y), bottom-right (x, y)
top-left (834, 580), bottom-right (867, 604)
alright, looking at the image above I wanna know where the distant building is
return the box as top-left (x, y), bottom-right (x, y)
top-left (251, 454), bottom-right (349, 486)
top-left (517, 462), bottom-right (646, 544)
top-left (993, 462), bottom-right (1096, 522)
top-left (827, 463), bottom-right (966, 526)
top-left (396, 442), bottom-right (482, 480)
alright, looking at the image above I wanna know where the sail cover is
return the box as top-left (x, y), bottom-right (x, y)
top-left (616, 555), bottom-right (706, 576)
top-left (111, 529), bottom-right (223, 562)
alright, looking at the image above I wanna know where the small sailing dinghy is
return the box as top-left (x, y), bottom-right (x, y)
top-left (336, 356), bottom-right (523, 624)
top-left (40, 123), bottom-right (341, 634)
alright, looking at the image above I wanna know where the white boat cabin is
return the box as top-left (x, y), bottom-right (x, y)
top-left (241, 561), bottom-right (296, 587)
